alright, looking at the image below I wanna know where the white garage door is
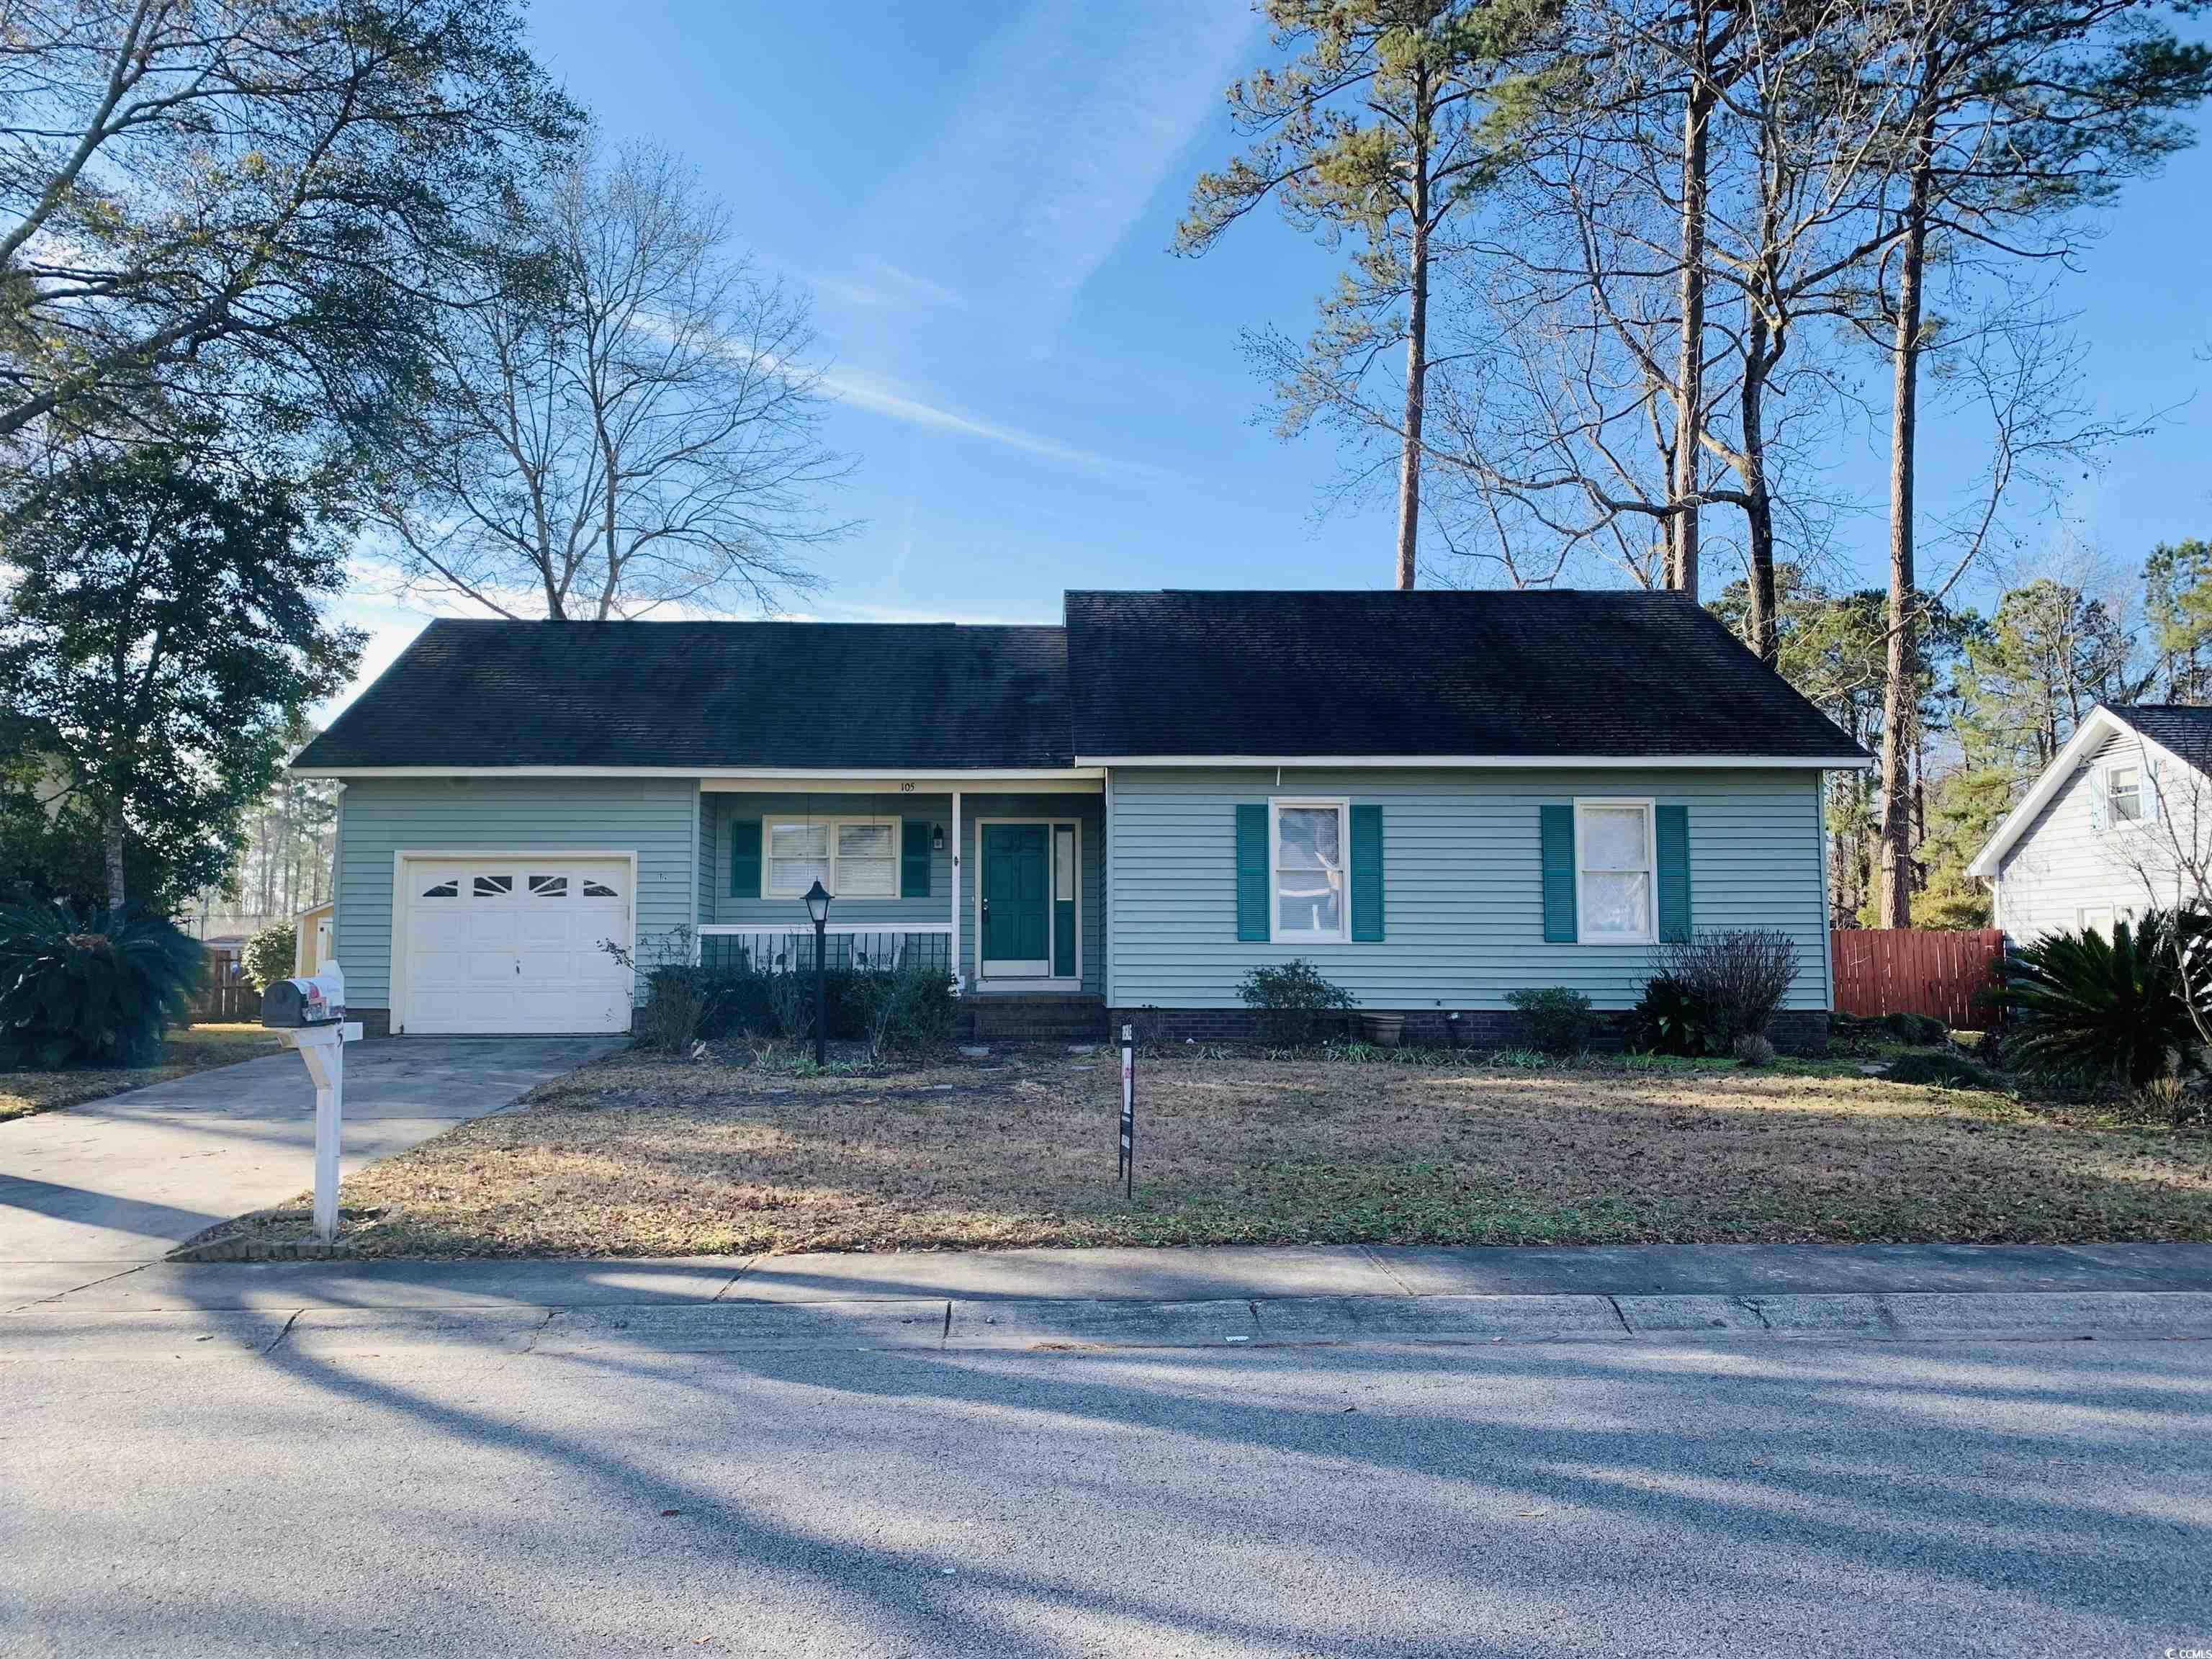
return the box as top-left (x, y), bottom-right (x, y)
top-left (400, 858), bottom-right (634, 1035)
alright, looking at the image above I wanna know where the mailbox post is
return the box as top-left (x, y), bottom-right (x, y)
top-left (261, 963), bottom-right (362, 1244)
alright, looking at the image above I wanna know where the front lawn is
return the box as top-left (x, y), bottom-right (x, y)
top-left (0, 1023), bottom-right (280, 1123)
top-left (192, 1044), bottom-right (2212, 1256)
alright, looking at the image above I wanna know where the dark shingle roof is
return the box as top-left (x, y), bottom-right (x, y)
top-left (1064, 589), bottom-right (1865, 761)
top-left (2113, 704), bottom-right (2212, 772)
top-left (293, 620), bottom-right (1072, 771)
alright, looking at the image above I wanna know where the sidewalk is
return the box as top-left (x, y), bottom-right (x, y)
top-left (7, 1242), bottom-right (2212, 1360)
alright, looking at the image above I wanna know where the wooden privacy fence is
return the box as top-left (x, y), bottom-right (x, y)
top-left (1830, 928), bottom-right (2005, 1031)
top-left (191, 945), bottom-right (257, 1022)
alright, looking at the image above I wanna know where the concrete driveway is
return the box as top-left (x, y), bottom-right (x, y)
top-left (0, 1038), bottom-right (612, 1291)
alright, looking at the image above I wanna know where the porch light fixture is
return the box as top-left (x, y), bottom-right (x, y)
top-left (802, 879), bottom-right (832, 1066)
top-left (932, 823), bottom-right (945, 852)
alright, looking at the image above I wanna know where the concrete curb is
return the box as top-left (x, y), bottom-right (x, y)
top-left (6, 1288), bottom-right (2212, 1362)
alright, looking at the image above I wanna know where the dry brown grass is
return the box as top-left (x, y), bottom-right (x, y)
top-left (198, 1045), bottom-right (2212, 1257)
top-left (0, 1024), bottom-right (279, 1123)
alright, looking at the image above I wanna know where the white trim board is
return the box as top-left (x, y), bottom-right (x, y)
top-left (697, 923), bottom-right (952, 936)
top-left (295, 765), bottom-right (1105, 784)
top-left (1966, 706), bottom-right (2202, 880)
top-left (1074, 753), bottom-right (1870, 770)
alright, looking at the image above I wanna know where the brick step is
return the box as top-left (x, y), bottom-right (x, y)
top-left (967, 996), bottom-right (1110, 1043)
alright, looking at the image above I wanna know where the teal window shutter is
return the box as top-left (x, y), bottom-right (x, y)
top-left (1235, 804), bottom-right (1269, 941)
top-left (729, 818), bottom-right (762, 898)
top-left (902, 821), bottom-right (932, 897)
top-left (1655, 804), bottom-right (1691, 943)
top-left (1349, 804), bottom-right (1384, 941)
top-left (1539, 805), bottom-right (1577, 943)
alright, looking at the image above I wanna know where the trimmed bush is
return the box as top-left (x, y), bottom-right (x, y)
top-left (1506, 986), bottom-right (1593, 1056)
top-left (1236, 958), bottom-right (1356, 1046)
top-left (854, 963), bottom-right (959, 1058)
top-left (2000, 912), bottom-right (2203, 1090)
top-left (1649, 929), bottom-right (1800, 1048)
top-left (240, 920), bottom-right (297, 991)
top-left (1879, 1010), bottom-right (1948, 1046)
top-left (0, 902), bottom-right (200, 1069)
top-left (1629, 974), bottom-right (1720, 1056)
top-left (1884, 1051), bottom-right (2001, 1091)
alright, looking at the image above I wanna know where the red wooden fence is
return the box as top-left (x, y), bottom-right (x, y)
top-left (1830, 928), bottom-right (2005, 1031)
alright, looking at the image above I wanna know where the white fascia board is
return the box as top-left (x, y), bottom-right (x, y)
top-left (1075, 753), bottom-right (1872, 770)
top-left (289, 765), bottom-right (1106, 783)
top-left (1966, 705), bottom-right (2128, 880)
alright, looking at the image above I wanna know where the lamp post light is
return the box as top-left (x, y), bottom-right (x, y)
top-left (803, 879), bottom-right (832, 1066)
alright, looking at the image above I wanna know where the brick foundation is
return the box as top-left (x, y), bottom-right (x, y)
top-left (353, 1007), bottom-right (392, 1038)
top-left (1110, 1007), bottom-right (1830, 1057)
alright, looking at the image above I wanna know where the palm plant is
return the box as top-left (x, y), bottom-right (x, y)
top-left (2000, 911), bottom-right (2206, 1090)
top-left (0, 902), bottom-right (202, 1069)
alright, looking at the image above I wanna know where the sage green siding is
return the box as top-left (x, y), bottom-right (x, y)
top-left (701, 793), bottom-right (954, 929)
top-left (1105, 767), bottom-right (1833, 1011)
top-left (698, 791), bottom-right (1103, 995)
top-left (332, 778), bottom-right (699, 1011)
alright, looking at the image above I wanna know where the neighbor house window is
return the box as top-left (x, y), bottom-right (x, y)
top-left (2107, 764), bottom-right (2144, 824)
top-left (1272, 800), bottom-right (1348, 941)
top-left (1576, 800), bottom-right (1655, 943)
top-left (765, 819), bottom-right (900, 899)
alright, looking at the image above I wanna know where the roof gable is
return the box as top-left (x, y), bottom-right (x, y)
top-left (1064, 589), bottom-right (1866, 763)
top-left (1968, 702), bottom-right (2212, 879)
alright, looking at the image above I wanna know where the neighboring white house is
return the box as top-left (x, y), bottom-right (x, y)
top-left (1969, 704), bottom-right (2212, 940)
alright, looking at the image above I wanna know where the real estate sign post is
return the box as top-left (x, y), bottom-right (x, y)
top-left (1118, 1023), bottom-right (1135, 1199)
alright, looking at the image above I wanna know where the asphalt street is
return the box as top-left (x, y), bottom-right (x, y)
top-left (6, 1331), bottom-right (2210, 1657)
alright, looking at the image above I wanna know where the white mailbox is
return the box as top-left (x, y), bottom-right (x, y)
top-left (269, 963), bottom-right (361, 1244)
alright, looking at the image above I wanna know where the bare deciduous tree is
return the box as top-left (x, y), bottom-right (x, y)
top-left (374, 141), bottom-right (851, 619)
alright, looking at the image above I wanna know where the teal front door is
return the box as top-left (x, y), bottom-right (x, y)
top-left (981, 823), bottom-right (1051, 976)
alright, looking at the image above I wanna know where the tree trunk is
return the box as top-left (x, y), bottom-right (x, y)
top-left (1395, 115), bottom-right (1431, 593)
top-left (1671, 35), bottom-right (1714, 603)
top-left (1876, 127), bottom-right (1933, 930)
top-left (1740, 308), bottom-right (1778, 664)
top-left (103, 797), bottom-right (127, 914)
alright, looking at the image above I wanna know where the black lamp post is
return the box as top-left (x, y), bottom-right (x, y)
top-left (803, 879), bottom-right (832, 1066)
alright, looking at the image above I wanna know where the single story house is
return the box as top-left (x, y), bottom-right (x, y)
top-left (1969, 703), bottom-right (2212, 940)
top-left (289, 589), bottom-right (1869, 1051)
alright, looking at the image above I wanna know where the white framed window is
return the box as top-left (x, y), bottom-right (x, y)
top-left (1575, 799), bottom-right (1655, 944)
top-left (765, 817), bottom-right (900, 899)
top-left (2106, 763), bottom-right (2144, 825)
top-left (1271, 799), bottom-right (1349, 942)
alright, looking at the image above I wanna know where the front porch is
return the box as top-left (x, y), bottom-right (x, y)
top-left (695, 781), bottom-right (1105, 1000)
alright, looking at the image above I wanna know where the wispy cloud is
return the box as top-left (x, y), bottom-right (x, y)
top-left (850, 0), bottom-right (1258, 352)
top-left (814, 262), bottom-right (966, 314)
top-left (819, 364), bottom-right (1158, 475)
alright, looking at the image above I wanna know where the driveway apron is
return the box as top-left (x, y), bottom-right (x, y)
top-left (0, 1038), bottom-right (611, 1290)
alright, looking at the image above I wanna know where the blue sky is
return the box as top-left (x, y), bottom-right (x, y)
top-left (328, 0), bottom-right (2212, 710)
